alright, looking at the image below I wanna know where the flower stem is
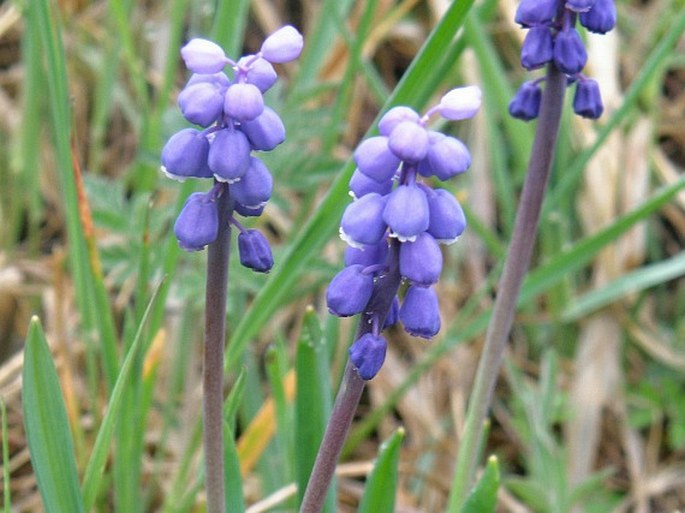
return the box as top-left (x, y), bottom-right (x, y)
top-left (299, 241), bottom-right (402, 513)
top-left (447, 63), bottom-right (567, 511)
top-left (204, 184), bottom-right (233, 513)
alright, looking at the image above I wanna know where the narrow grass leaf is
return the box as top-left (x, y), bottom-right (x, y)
top-left (1, 399), bottom-right (10, 513)
top-left (81, 279), bottom-right (165, 510)
top-left (563, 251), bottom-right (685, 321)
top-left (358, 428), bottom-right (405, 513)
top-left (295, 307), bottom-right (334, 510)
top-left (22, 317), bottom-right (85, 513)
top-left (224, 424), bottom-right (246, 513)
top-left (458, 455), bottom-right (500, 513)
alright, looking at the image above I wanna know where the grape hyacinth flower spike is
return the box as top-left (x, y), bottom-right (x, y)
top-left (509, 0), bottom-right (617, 121)
top-left (448, 2), bottom-right (617, 510)
top-left (161, 26), bottom-right (302, 513)
top-left (300, 86), bottom-right (480, 513)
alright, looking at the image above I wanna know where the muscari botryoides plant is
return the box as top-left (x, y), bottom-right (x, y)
top-left (160, 26), bottom-right (303, 513)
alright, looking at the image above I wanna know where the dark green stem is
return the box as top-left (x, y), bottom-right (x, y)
top-left (299, 241), bottom-right (402, 513)
top-left (204, 185), bottom-right (233, 513)
top-left (447, 64), bottom-right (567, 511)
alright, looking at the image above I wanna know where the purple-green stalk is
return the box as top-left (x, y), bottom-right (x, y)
top-left (203, 183), bottom-right (233, 513)
top-left (299, 241), bottom-right (402, 513)
top-left (447, 63), bottom-right (567, 510)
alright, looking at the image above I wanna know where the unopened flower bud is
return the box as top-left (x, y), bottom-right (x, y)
top-left (229, 157), bottom-right (273, 209)
top-left (509, 81), bottom-right (542, 121)
top-left (399, 232), bottom-right (443, 286)
top-left (161, 128), bottom-right (212, 180)
top-left (260, 25), bottom-right (304, 64)
top-left (387, 121), bottom-right (429, 162)
top-left (173, 192), bottom-right (219, 251)
top-left (326, 265), bottom-right (374, 317)
top-left (349, 333), bottom-right (387, 380)
top-left (521, 26), bottom-right (554, 70)
top-left (426, 136), bottom-right (471, 180)
top-left (378, 106), bottom-right (420, 136)
top-left (340, 193), bottom-right (388, 247)
top-left (238, 229), bottom-right (274, 272)
top-left (208, 128), bottom-right (251, 183)
top-left (224, 83), bottom-right (264, 121)
top-left (400, 285), bottom-right (441, 339)
top-left (553, 27), bottom-right (588, 75)
top-left (354, 136), bottom-right (401, 183)
top-left (514, 0), bottom-right (558, 27)
top-left (573, 79), bottom-right (604, 119)
top-left (181, 38), bottom-right (229, 74)
top-left (579, 0), bottom-right (617, 34)
top-left (383, 185), bottom-right (430, 242)
top-left (438, 85), bottom-right (482, 120)
top-left (240, 107), bottom-right (286, 151)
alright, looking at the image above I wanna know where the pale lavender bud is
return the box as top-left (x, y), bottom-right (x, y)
top-left (260, 25), bottom-right (304, 64)
top-left (224, 83), bottom-right (264, 121)
top-left (426, 136), bottom-right (471, 181)
top-left (238, 55), bottom-right (278, 92)
top-left (353, 136), bottom-right (401, 183)
top-left (437, 86), bottom-right (482, 121)
top-left (181, 38), bottom-right (229, 74)
top-left (208, 128), bottom-right (251, 183)
top-left (240, 107), bottom-right (286, 151)
top-left (378, 106), bottom-right (420, 136)
top-left (178, 82), bottom-right (225, 127)
top-left (387, 121), bottom-right (429, 162)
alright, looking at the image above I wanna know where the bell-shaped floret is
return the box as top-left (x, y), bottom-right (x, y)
top-left (173, 192), bottom-right (219, 251)
top-left (378, 106), bottom-right (420, 136)
top-left (514, 0), bottom-right (558, 27)
top-left (208, 128), bottom-right (251, 183)
top-left (349, 169), bottom-right (393, 199)
top-left (438, 85), bottom-right (482, 121)
top-left (400, 285), bottom-right (441, 339)
top-left (238, 229), bottom-right (274, 272)
top-left (340, 193), bottom-right (388, 247)
top-left (426, 136), bottom-right (471, 180)
top-left (344, 239), bottom-right (389, 268)
top-left (383, 185), bottom-right (430, 242)
top-left (553, 27), bottom-right (588, 75)
top-left (260, 25), bottom-right (304, 64)
top-left (382, 296), bottom-right (400, 329)
top-left (234, 202), bottom-right (265, 217)
top-left (573, 79), bottom-right (604, 119)
top-left (565, 0), bottom-right (597, 12)
top-left (161, 128), bottom-right (212, 180)
top-left (238, 56), bottom-right (278, 92)
top-left (240, 107), bottom-right (286, 151)
top-left (229, 157), bottom-right (273, 209)
top-left (326, 264), bottom-right (374, 317)
top-left (399, 232), bottom-right (443, 286)
top-left (178, 83), bottom-right (225, 127)
top-left (354, 136), bottom-right (401, 183)
top-left (579, 0), bottom-right (616, 34)
top-left (427, 188), bottom-right (467, 244)
top-left (388, 121), bottom-right (429, 162)
top-left (224, 83), bottom-right (264, 121)
top-left (521, 26), bottom-right (554, 70)
top-left (509, 81), bottom-right (542, 121)
top-left (349, 333), bottom-right (387, 380)
top-left (181, 39), bottom-right (229, 74)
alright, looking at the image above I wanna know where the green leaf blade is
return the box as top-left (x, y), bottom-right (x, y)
top-left (22, 317), bottom-right (85, 513)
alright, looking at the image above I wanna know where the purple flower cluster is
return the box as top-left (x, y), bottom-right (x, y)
top-left (161, 27), bottom-right (303, 271)
top-left (326, 86), bottom-right (481, 380)
top-left (509, 0), bottom-right (616, 120)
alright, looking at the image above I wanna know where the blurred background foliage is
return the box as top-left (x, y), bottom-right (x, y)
top-left (0, 0), bottom-right (684, 511)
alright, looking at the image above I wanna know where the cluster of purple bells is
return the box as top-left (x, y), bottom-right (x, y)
top-left (163, 0), bottom-right (613, 381)
top-left (510, 0), bottom-right (616, 121)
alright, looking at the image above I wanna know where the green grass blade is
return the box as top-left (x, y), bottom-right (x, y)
top-left (357, 428), bottom-right (405, 513)
top-left (227, 0), bottom-right (477, 369)
top-left (224, 424), bottom-right (246, 513)
top-left (1, 399), bottom-right (10, 513)
top-left (81, 279), bottom-right (165, 510)
top-left (562, 251), bottom-right (685, 321)
top-left (458, 455), bottom-right (500, 513)
top-left (295, 307), bottom-right (334, 510)
top-left (22, 317), bottom-right (85, 513)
